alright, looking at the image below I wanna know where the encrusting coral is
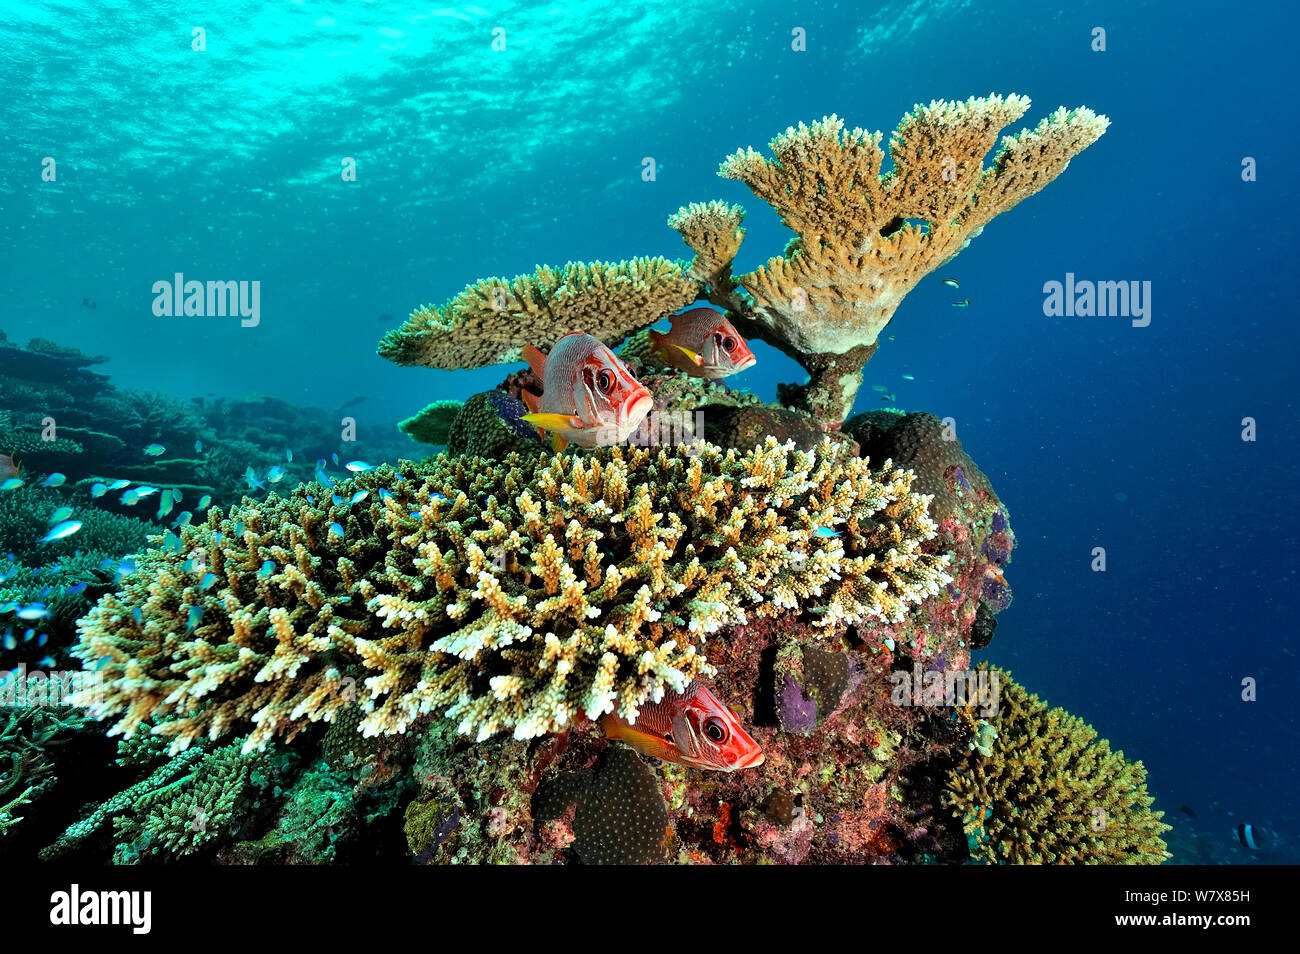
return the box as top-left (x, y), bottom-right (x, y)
top-left (674, 96), bottom-right (1110, 421)
top-left (69, 437), bottom-right (950, 754)
top-left (378, 257), bottom-right (698, 370)
top-left (946, 667), bottom-right (1170, 864)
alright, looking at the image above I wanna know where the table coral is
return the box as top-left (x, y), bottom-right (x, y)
top-left (675, 96), bottom-right (1109, 421)
top-left (946, 667), bottom-right (1171, 864)
top-left (378, 257), bottom-right (698, 370)
top-left (69, 438), bottom-right (949, 754)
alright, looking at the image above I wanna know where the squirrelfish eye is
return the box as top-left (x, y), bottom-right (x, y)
top-left (722, 336), bottom-right (737, 353)
top-left (703, 717), bottom-right (728, 744)
top-left (597, 369), bottom-right (615, 393)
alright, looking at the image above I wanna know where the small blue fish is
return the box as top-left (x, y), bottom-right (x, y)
top-left (332, 453), bottom-right (340, 465)
top-left (37, 633), bottom-right (48, 648)
top-left (90, 482), bottom-right (108, 498)
top-left (813, 526), bottom-right (840, 538)
top-left (306, 494), bottom-right (316, 504)
top-left (244, 466), bottom-right (265, 491)
top-left (2, 632), bottom-right (14, 650)
top-left (64, 582), bottom-right (87, 596)
top-left (200, 572), bottom-right (217, 591)
top-left (17, 603), bottom-right (49, 620)
top-left (267, 465), bottom-right (287, 483)
top-left (316, 458), bottom-right (327, 470)
top-left (258, 560), bottom-right (275, 578)
top-left (162, 530), bottom-right (183, 553)
top-left (332, 494), bottom-right (346, 506)
top-left (213, 532), bottom-right (222, 545)
top-left (195, 439), bottom-right (204, 452)
top-left (39, 473), bottom-right (66, 488)
top-left (285, 449), bottom-right (293, 462)
top-left (349, 491), bottom-right (369, 506)
top-left (197, 494), bottom-right (212, 509)
top-left (144, 443), bottom-right (166, 456)
top-left (157, 489), bottom-right (176, 518)
top-left (346, 461), bottom-right (374, 473)
top-left (328, 522), bottom-right (344, 538)
top-left (38, 654), bottom-right (55, 668)
top-left (40, 520), bottom-right (83, 544)
top-left (108, 479), bottom-right (132, 491)
top-left (378, 488), bottom-right (393, 500)
top-left (174, 511), bottom-right (192, 528)
top-left (0, 478), bottom-right (22, 491)
top-left (0, 602), bottom-right (16, 613)
top-left (186, 605), bottom-right (203, 632)
top-left (115, 559), bottom-right (137, 583)
top-left (24, 628), bottom-right (36, 641)
top-left (430, 492), bottom-right (449, 503)
top-left (234, 521), bottom-right (245, 536)
top-left (315, 469), bottom-right (333, 487)
top-left (49, 506), bottom-right (74, 524)
top-left (132, 607), bottom-right (143, 624)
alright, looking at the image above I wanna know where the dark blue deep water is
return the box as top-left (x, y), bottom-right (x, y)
top-left (1, 0), bottom-right (1296, 865)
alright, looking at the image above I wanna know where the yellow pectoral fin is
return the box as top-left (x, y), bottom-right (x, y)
top-left (552, 433), bottom-right (568, 453)
top-left (521, 413), bottom-right (576, 431)
top-left (672, 344), bottom-right (703, 366)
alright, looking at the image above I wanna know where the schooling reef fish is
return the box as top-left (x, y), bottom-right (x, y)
top-left (647, 307), bottom-right (756, 378)
top-left (520, 332), bottom-right (652, 452)
top-left (600, 679), bottom-right (765, 772)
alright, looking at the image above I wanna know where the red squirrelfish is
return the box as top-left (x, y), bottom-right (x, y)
top-left (600, 679), bottom-right (765, 772)
top-left (647, 307), bottom-right (757, 378)
top-left (520, 332), bottom-right (652, 452)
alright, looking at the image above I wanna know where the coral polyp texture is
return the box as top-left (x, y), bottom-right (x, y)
top-left (675, 95), bottom-right (1109, 420)
top-left (70, 438), bottom-right (950, 754)
top-left (946, 668), bottom-right (1171, 865)
top-left (378, 257), bottom-right (698, 370)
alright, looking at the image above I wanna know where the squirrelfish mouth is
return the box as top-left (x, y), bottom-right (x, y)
top-left (732, 747), bottom-right (766, 771)
top-left (734, 354), bottom-right (757, 372)
top-left (621, 390), bottom-right (653, 426)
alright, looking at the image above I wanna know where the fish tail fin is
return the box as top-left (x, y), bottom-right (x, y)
top-left (646, 329), bottom-right (664, 358)
top-left (552, 433), bottom-right (568, 453)
top-left (522, 343), bottom-right (547, 381)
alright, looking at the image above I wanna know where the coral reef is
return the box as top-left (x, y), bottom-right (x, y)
top-left (71, 438), bottom-right (949, 754)
top-left (675, 97), bottom-right (1109, 420)
top-left (378, 258), bottom-right (698, 370)
top-left (946, 668), bottom-right (1171, 864)
top-left (398, 399), bottom-right (463, 449)
top-left (445, 391), bottom-right (545, 459)
top-left (0, 706), bottom-right (89, 839)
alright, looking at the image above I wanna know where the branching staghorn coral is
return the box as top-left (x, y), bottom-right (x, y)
top-left (0, 706), bottom-right (90, 838)
top-left (946, 667), bottom-right (1170, 865)
top-left (378, 257), bottom-right (698, 370)
top-left (71, 439), bottom-right (950, 753)
top-left (673, 96), bottom-right (1110, 421)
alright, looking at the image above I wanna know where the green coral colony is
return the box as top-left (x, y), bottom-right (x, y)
top-left (5, 96), bottom-right (1170, 864)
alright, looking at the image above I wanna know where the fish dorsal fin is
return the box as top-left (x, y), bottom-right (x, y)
top-left (522, 343), bottom-right (547, 381)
